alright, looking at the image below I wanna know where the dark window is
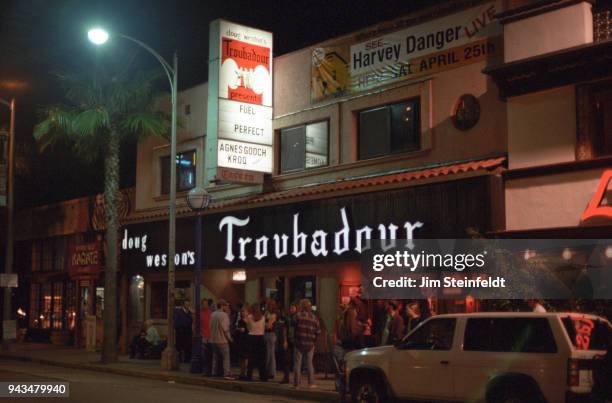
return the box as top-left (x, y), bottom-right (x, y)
top-left (41, 239), bottom-right (53, 272)
top-left (594, 0), bottom-right (612, 42)
top-left (358, 99), bottom-right (420, 160)
top-left (41, 283), bottom-right (52, 329)
top-left (52, 282), bottom-right (63, 330)
top-left (577, 81), bottom-right (612, 159)
top-left (289, 276), bottom-right (317, 307)
top-left (53, 237), bottom-right (68, 273)
top-left (562, 316), bottom-right (611, 351)
top-left (161, 150), bottom-right (196, 195)
top-left (280, 121), bottom-right (328, 173)
top-left (0, 132), bottom-right (7, 164)
top-left (65, 281), bottom-right (76, 330)
top-left (29, 284), bottom-right (40, 328)
top-left (31, 241), bottom-right (41, 272)
top-left (400, 318), bottom-right (455, 350)
top-left (591, 85), bottom-right (612, 157)
top-left (184, 104), bottom-right (191, 115)
top-left (464, 318), bottom-right (557, 353)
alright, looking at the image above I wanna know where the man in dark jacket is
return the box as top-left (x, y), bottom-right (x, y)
top-left (173, 299), bottom-right (193, 363)
top-left (382, 302), bottom-right (405, 346)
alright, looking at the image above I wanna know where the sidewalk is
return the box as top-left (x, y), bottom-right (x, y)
top-left (0, 343), bottom-right (338, 402)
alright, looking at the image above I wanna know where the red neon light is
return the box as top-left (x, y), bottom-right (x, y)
top-left (570, 315), bottom-right (595, 350)
top-left (580, 169), bottom-right (612, 223)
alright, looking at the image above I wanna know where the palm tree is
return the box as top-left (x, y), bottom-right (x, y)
top-left (34, 58), bottom-right (170, 363)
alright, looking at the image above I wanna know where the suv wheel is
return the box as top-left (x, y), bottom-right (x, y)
top-left (489, 384), bottom-right (539, 403)
top-left (351, 376), bottom-right (386, 403)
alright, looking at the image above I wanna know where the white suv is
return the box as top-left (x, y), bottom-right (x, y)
top-left (345, 312), bottom-right (611, 403)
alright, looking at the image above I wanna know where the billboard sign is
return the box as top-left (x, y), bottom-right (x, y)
top-left (207, 20), bottom-right (273, 183)
top-left (311, 1), bottom-right (503, 102)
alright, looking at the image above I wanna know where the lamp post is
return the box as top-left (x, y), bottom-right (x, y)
top-left (185, 187), bottom-right (210, 373)
top-left (1, 97), bottom-right (15, 347)
top-left (88, 28), bottom-right (180, 370)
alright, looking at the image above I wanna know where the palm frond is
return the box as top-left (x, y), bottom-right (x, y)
top-left (73, 107), bottom-right (110, 136)
top-left (33, 105), bottom-right (77, 152)
top-left (36, 62), bottom-right (170, 161)
top-left (120, 111), bottom-right (171, 140)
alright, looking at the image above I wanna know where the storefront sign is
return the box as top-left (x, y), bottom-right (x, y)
top-left (232, 270), bottom-right (247, 282)
top-left (207, 20), bottom-right (274, 182)
top-left (219, 207), bottom-right (423, 262)
top-left (70, 243), bottom-right (102, 269)
top-left (218, 99), bottom-right (273, 144)
top-left (121, 176), bottom-right (492, 270)
top-left (69, 243), bottom-right (103, 278)
top-left (311, 1), bottom-right (502, 102)
top-left (217, 167), bottom-right (264, 185)
top-left (217, 139), bottom-right (272, 173)
top-left (121, 229), bottom-right (195, 269)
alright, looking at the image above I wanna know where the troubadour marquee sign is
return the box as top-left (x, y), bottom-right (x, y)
top-left (120, 177), bottom-right (492, 270)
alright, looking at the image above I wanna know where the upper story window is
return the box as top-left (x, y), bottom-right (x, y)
top-left (590, 84), bottom-right (612, 157)
top-left (577, 80), bottom-right (612, 159)
top-left (594, 0), bottom-right (612, 42)
top-left (160, 150), bottom-right (196, 195)
top-left (358, 98), bottom-right (420, 160)
top-left (280, 121), bottom-right (329, 174)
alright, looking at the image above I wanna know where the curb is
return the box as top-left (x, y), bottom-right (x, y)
top-left (0, 353), bottom-right (338, 402)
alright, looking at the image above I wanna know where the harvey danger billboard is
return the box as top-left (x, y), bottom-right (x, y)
top-left (311, 1), bottom-right (502, 102)
top-left (206, 20), bottom-right (273, 183)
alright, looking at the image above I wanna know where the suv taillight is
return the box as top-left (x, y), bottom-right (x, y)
top-left (567, 359), bottom-right (580, 387)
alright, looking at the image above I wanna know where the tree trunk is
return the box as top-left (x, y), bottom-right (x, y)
top-left (101, 129), bottom-right (119, 364)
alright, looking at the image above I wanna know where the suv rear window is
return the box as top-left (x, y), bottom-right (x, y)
top-left (562, 316), bottom-right (611, 351)
top-left (464, 318), bottom-right (557, 353)
top-left (400, 318), bottom-right (456, 350)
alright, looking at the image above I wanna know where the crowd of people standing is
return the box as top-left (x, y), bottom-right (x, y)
top-left (170, 297), bottom-right (322, 388)
top-left (130, 294), bottom-right (435, 389)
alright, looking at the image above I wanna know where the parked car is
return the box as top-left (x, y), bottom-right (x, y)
top-left (344, 312), bottom-right (611, 403)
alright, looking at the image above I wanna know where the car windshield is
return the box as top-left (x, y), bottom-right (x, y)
top-left (561, 316), bottom-right (611, 351)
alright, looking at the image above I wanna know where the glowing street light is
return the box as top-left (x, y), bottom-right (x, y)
top-left (87, 28), bottom-right (109, 45)
top-left (87, 26), bottom-right (180, 371)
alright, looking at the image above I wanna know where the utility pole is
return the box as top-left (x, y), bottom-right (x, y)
top-left (1, 97), bottom-right (16, 348)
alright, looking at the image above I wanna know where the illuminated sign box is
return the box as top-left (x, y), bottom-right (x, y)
top-left (207, 20), bottom-right (274, 182)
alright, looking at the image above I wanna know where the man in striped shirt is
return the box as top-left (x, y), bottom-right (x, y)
top-left (293, 298), bottom-right (320, 388)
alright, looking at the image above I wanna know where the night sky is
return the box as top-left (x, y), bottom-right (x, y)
top-left (0, 0), bottom-right (443, 208)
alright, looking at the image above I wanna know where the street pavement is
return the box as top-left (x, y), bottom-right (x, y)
top-left (0, 359), bottom-right (319, 402)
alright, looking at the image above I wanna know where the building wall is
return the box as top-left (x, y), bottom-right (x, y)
top-left (500, 0), bottom-right (609, 232)
top-left (245, 1), bottom-right (511, 198)
top-left (504, 1), bottom-right (593, 62)
top-left (505, 168), bottom-right (604, 230)
top-left (15, 196), bottom-right (92, 241)
top-left (507, 86), bottom-right (577, 169)
top-left (134, 2), bottom-right (509, 207)
top-left (134, 83), bottom-right (207, 212)
top-left (272, 48), bottom-right (507, 185)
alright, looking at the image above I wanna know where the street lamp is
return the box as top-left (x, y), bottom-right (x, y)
top-left (185, 187), bottom-right (210, 373)
top-left (1, 97), bottom-right (15, 348)
top-left (88, 28), bottom-right (180, 371)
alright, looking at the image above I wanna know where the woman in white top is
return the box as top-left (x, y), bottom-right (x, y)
top-left (245, 303), bottom-right (266, 381)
